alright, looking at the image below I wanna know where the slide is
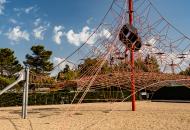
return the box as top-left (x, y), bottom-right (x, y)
top-left (0, 69), bottom-right (25, 95)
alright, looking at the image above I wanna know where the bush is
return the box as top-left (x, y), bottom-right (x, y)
top-left (0, 76), bottom-right (20, 90)
top-left (0, 90), bottom-right (140, 107)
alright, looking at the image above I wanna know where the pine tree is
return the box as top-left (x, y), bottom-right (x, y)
top-left (57, 64), bottom-right (76, 80)
top-left (24, 45), bottom-right (53, 74)
top-left (144, 54), bottom-right (160, 72)
top-left (0, 48), bottom-right (22, 77)
top-left (179, 66), bottom-right (190, 75)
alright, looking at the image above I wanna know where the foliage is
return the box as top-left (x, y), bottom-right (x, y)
top-left (58, 64), bottom-right (77, 80)
top-left (24, 45), bottom-right (53, 74)
top-left (28, 73), bottom-right (56, 91)
top-left (179, 67), bottom-right (190, 75)
top-left (135, 55), bottom-right (160, 72)
top-left (0, 76), bottom-right (20, 90)
top-left (144, 55), bottom-right (160, 72)
top-left (135, 58), bottom-right (148, 72)
top-left (0, 89), bottom-right (140, 107)
top-left (78, 58), bottom-right (111, 76)
top-left (30, 75), bottom-right (56, 84)
top-left (63, 64), bottom-right (70, 73)
top-left (0, 48), bottom-right (22, 77)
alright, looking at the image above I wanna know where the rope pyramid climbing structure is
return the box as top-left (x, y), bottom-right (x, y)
top-left (1, 0), bottom-right (190, 123)
top-left (28, 0), bottom-right (190, 110)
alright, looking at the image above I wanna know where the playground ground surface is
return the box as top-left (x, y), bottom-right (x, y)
top-left (0, 101), bottom-right (189, 130)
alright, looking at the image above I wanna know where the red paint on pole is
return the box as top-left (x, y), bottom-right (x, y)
top-left (128, 0), bottom-right (133, 25)
top-left (128, 0), bottom-right (136, 111)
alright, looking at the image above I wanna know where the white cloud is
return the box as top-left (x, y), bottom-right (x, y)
top-left (34, 18), bottom-right (41, 26)
top-left (53, 25), bottom-right (64, 45)
top-left (140, 37), bottom-right (190, 73)
top-left (13, 5), bottom-right (38, 16)
top-left (65, 26), bottom-right (92, 46)
top-left (64, 26), bottom-right (111, 46)
top-left (6, 26), bottom-right (30, 42)
top-left (0, 0), bottom-right (6, 15)
top-left (50, 57), bottom-right (75, 76)
top-left (13, 8), bottom-right (21, 16)
top-left (13, 8), bottom-right (19, 12)
top-left (86, 17), bottom-right (93, 24)
top-left (25, 6), bottom-right (34, 14)
top-left (33, 26), bottom-right (47, 40)
top-left (99, 28), bottom-right (111, 39)
top-left (9, 18), bottom-right (17, 24)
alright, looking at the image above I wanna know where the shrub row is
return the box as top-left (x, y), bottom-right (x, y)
top-left (0, 91), bottom-right (140, 107)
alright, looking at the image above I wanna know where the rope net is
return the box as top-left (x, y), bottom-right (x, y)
top-left (28, 0), bottom-right (190, 105)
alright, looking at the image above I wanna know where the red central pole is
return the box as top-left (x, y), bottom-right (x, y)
top-left (128, 0), bottom-right (133, 25)
top-left (128, 0), bottom-right (136, 111)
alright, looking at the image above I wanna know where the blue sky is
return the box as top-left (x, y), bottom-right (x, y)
top-left (0, 0), bottom-right (190, 67)
top-left (152, 0), bottom-right (190, 37)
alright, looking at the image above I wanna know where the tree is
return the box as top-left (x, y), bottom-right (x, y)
top-left (58, 64), bottom-right (76, 80)
top-left (63, 64), bottom-right (70, 73)
top-left (0, 76), bottom-right (20, 90)
top-left (78, 58), bottom-right (111, 76)
top-left (135, 57), bottom-right (147, 72)
top-left (144, 54), bottom-right (160, 72)
top-left (134, 55), bottom-right (160, 72)
top-left (0, 48), bottom-right (22, 77)
top-left (24, 45), bottom-right (53, 74)
top-left (179, 67), bottom-right (190, 75)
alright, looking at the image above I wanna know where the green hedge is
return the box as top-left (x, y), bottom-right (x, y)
top-left (0, 76), bottom-right (20, 90)
top-left (0, 91), bottom-right (140, 107)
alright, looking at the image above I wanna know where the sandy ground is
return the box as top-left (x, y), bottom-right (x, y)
top-left (0, 101), bottom-right (189, 130)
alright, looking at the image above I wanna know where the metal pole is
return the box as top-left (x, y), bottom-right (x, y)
top-left (25, 66), bottom-right (29, 117)
top-left (22, 66), bottom-right (29, 119)
top-left (128, 0), bottom-right (136, 111)
top-left (22, 83), bottom-right (26, 118)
